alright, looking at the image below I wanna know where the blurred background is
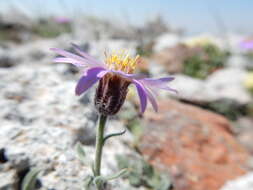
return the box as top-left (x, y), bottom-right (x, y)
top-left (0, 0), bottom-right (253, 190)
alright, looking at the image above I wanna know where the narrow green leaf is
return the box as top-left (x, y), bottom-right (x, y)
top-left (75, 142), bottom-right (86, 163)
top-left (83, 175), bottom-right (93, 190)
top-left (21, 168), bottom-right (40, 190)
top-left (103, 129), bottom-right (126, 145)
top-left (91, 163), bottom-right (96, 176)
top-left (105, 168), bottom-right (129, 181)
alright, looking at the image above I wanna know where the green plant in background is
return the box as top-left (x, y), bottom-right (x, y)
top-left (118, 104), bottom-right (144, 144)
top-left (0, 24), bottom-right (28, 43)
top-left (32, 18), bottom-right (72, 38)
top-left (183, 43), bottom-right (229, 79)
top-left (246, 102), bottom-right (253, 117)
top-left (117, 155), bottom-right (172, 190)
top-left (244, 51), bottom-right (253, 62)
top-left (136, 42), bottom-right (154, 57)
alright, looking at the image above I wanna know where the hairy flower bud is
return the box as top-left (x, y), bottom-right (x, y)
top-left (95, 73), bottom-right (131, 116)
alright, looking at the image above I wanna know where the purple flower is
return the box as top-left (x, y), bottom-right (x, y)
top-left (240, 40), bottom-right (253, 50)
top-left (50, 44), bottom-right (176, 114)
top-left (54, 16), bottom-right (71, 24)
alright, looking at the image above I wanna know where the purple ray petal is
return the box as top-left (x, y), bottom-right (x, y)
top-left (75, 67), bottom-right (105, 96)
top-left (143, 86), bottom-right (158, 112)
top-left (159, 86), bottom-right (178, 94)
top-left (53, 57), bottom-right (87, 67)
top-left (50, 48), bottom-right (91, 66)
top-left (71, 43), bottom-right (105, 67)
top-left (133, 80), bottom-right (147, 113)
top-left (143, 77), bottom-right (175, 85)
top-left (141, 77), bottom-right (177, 94)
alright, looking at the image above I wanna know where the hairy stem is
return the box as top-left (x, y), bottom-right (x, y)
top-left (94, 115), bottom-right (107, 177)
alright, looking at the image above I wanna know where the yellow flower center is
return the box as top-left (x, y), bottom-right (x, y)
top-left (104, 50), bottom-right (140, 73)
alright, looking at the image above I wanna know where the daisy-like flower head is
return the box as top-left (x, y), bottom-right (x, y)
top-left (50, 43), bottom-right (176, 115)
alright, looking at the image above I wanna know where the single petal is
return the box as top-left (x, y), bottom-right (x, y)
top-left (71, 43), bottom-right (105, 67)
top-left (142, 77), bottom-right (177, 94)
top-left (50, 48), bottom-right (89, 64)
top-left (143, 86), bottom-right (158, 112)
top-left (133, 80), bottom-right (147, 113)
top-left (53, 57), bottom-right (87, 67)
top-left (143, 77), bottom-right (175, 85)
top-left (134, 76), bottom-right (176, 112)
top-left (159, 86), bottom-right (178, 94)
top-left (75, 67), bottom-right (105, 96)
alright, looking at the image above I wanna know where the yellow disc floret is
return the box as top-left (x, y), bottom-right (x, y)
top-left (105, 50), bottom-right (140, 73)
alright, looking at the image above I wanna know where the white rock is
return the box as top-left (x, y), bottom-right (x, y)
top-left (220, 172), bottom-right (253, 190)
top-left (153, 33), bottom-right (181, 52)
top-left (226, 54), bottom-right (252, 69)
top-left (0, 62), bottom-right (137, 189)
top-left (169, 74), bottom-right (212, 102)
top-left (170, 68), bottom-right (251, 104)
top-left (206, 68), bottom-right (251, 104)
top-left (0, 169), bottom-right (17, 190)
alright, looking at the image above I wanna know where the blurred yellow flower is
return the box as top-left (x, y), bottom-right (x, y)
top-left (244, 72), bottom-right (253, 90)
top-left (184, 35), bottom-right (216, 47)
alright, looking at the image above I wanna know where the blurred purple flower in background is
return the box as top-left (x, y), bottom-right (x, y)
top-left (53, 16), bottom-right (71, 24)
top-left (240, 39), bottom-right (253, 50)
top-left (50, 44), bottom-right (176, 114)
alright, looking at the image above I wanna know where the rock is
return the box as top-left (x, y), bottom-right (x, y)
top-left (0, 9), bottom-right (33, 29)
top-left (169, 74), bottom-right (213, 102)
top-left (169, 68), bottom-right (251, 105)
top-left (226, 55), bottom-right (251, 69)
top-left (206, 68), bottom-right (251, 104)
top-left (0, 55), bottom-right (15, 68)
top-left (0, 47), bottom-right (16, 68)
top-left (234, 118), bottom-right (253, 154)
top-left (0, 10), bottom-right (33, 43)
top-left (220, 172), bottom-right (253, 190)
top-left (152, 44), bottom-right (188, 74)
top-left (226, 34), bottom-right (246, 54)
top-left (0, 63), bottom-right (138, 190)
top-left (0, 169), bottom-right (18, 190)
top-left (138, 99), bottom-right (249, 190)
top-left (153, 33), bottom-right (181, 52)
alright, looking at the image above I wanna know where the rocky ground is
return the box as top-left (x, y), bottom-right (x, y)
top-left (0, 14), bottom-right (253, 190)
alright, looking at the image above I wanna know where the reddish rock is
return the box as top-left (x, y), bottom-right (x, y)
top-left (152, 44), bottom-right (203, 74)
top-left (139, 99), bottom-right (249, 190)
top-left (235, 117), bottom-right (253, 154)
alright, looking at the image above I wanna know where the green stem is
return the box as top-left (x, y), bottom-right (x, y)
top-left (94, 115), bottom-right (107, 177)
